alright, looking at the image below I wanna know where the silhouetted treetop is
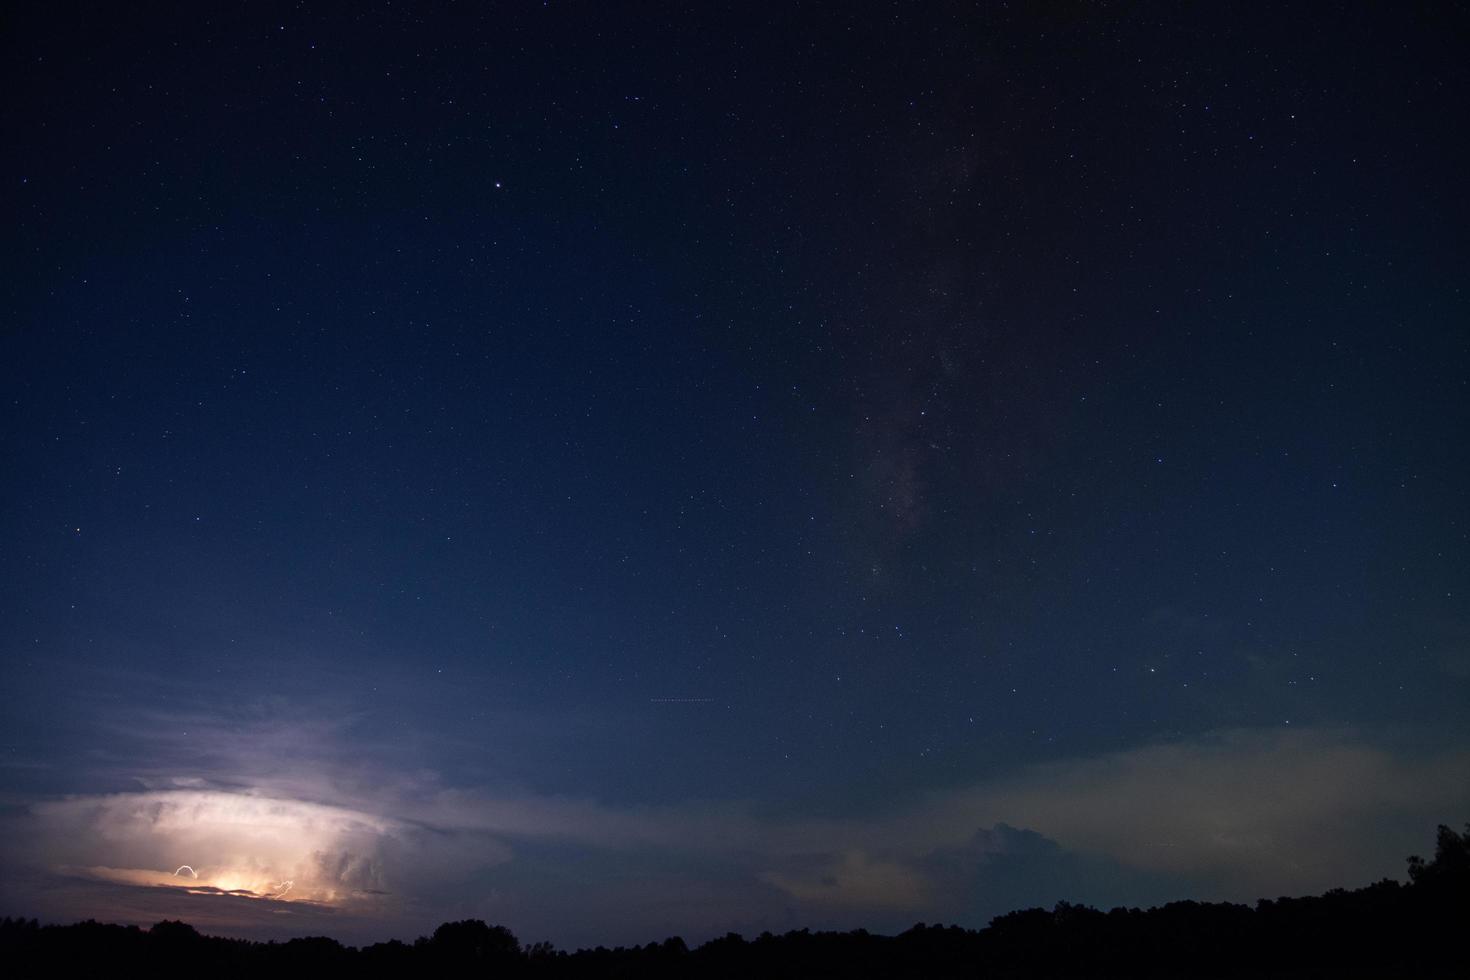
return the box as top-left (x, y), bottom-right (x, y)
top-left (1407, 823), bottom-right (1470, 890)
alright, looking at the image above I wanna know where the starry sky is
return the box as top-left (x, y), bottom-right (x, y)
top-left (2, 1), bottom-right (1468, 949)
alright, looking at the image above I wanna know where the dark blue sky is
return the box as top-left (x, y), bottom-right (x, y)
top-left (2, 1), bottom-right (1467, 948)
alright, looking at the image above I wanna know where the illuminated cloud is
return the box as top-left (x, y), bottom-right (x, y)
top-left (34, 790), bottom-right (397, 908)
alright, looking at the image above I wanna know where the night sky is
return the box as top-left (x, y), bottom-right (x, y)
top-left (3, 2), bottom-right (1468, 949)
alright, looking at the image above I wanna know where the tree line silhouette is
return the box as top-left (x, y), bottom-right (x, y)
top-left (3, 823), bottom-right (1465, 977)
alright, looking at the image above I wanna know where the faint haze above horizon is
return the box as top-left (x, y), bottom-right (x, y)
top-left (2, 1), bottom-right (1468, 949)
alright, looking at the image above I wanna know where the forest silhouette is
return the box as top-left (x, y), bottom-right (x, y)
top-left (3, 823), bottom-right (1465, 978)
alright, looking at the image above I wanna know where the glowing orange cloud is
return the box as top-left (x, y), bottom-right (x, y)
top-left (40, 790), bottom-right (396, 909)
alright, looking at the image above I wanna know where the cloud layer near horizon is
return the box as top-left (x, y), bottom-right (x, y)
top-left (2, 717), bottom-right (1465, 947)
